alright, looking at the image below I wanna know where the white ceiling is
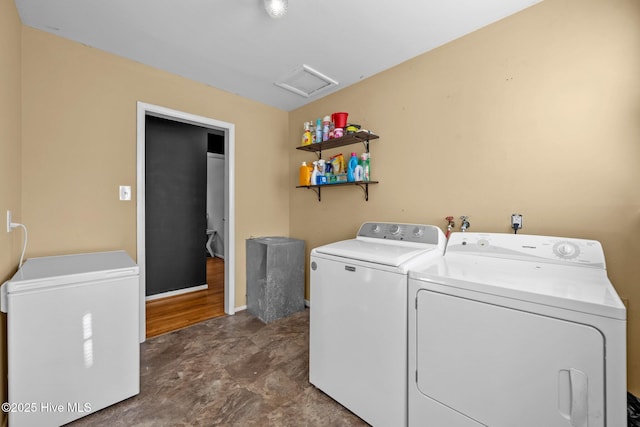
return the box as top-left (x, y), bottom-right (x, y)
top-left (15, 0), bottom-right (542, 111)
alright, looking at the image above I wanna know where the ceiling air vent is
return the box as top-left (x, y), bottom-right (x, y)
top-left (275, 65), bottom-right (338, 98)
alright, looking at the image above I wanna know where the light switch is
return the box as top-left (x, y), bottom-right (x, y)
top-left (119, 185), bottom-right (132, 201)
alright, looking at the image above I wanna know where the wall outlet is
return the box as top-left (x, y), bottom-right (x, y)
top-left (119, 185), bottom-right (132, 201)
top-left (511, 214), bottom-right (523, 230)
top-left (6, 210), bottom-right (12, 233)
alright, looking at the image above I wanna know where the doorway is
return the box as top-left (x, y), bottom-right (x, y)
top-left (207, 145), bottom-right (225, 259)
top-left (136, 102), bottom-right (236, 343)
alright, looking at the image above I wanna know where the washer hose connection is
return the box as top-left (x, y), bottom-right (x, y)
top-left (460, 216), bottom-right (470, 232)
top-left (445, 216), bottom-right (455, 239)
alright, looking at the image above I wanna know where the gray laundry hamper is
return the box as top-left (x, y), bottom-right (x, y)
top-left (246, 237), bottom-right (305, 323)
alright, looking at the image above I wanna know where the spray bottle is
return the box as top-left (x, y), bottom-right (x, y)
top-left (317, 159), bottom-right (327, 184)
top-left (311, 161), bottom-right (319, 185)
top-left (301, 122), bottom-right (312, 146)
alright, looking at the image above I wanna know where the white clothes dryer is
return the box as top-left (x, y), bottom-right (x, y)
top-left (408, 232), bottom-right (626, 427)
top-left (310, 222), bottom-right (446, 427)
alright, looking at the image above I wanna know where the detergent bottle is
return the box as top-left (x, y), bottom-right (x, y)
top-left (347, 152), bottom-right (359, 182)
top-left (360, 153), bottom-right (370, 181)
top-left (299, 162), bottom-right (311, 186)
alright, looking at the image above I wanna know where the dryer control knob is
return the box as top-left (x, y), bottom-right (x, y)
top-left (390, 224), bottom-right (400, 235)
top-left (413, 227), bottom-right (423, 238)
top-left (553, 241), bottom-right (580, 259)
top-left (371, 224), bottom-right (381, 233)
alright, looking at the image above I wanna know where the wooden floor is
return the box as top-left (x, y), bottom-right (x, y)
top-left (145, 257), bottom-right (225, 338)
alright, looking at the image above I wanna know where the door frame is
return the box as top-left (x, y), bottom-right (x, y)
top-left (136, 101), bottom-right (236, 342)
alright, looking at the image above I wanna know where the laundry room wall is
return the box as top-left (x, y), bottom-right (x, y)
top-left (0, 1), bottom-right (22, 277)
top-left (289, 0), bottom-right (640, 394)
top-left (0, 0), bottom-right (22, 423)
top-left (20, 26), bottom-right (290, 309)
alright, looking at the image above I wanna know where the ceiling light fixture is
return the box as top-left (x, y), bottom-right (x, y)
top-left (264, 0), bottom-right (288, 18)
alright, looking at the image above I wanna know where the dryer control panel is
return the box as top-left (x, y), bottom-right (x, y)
top-left (357, 222), bottom-right (445, 246)
top-left (446, 232), bottom-right (606, 269)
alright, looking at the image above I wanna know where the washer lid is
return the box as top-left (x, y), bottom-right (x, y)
top-left (4, 251), bottom-right (139, 293)
top-left (313, 238), bottom-right (441, 267)
top-left (410, 256), bottom-right (626, 320)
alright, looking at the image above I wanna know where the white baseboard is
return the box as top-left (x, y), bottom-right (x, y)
top-left (145, 284), bottom-right (209, 301)
top-left (235, 302), bottom-right (308, 313)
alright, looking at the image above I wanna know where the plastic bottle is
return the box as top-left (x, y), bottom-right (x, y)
top-left (322, 116), bottom-right (331, 142)
top-left (360, 153), bottom-right (370, 181)
top-left (315, 118), bottom-right (322, 144)
top-left (317, 159), bottom-right (327, 184)
top-left (299, 161), bottom-right (311, 186)
top-left (354, 164), bottom-right (364, 181)
top-left (301, 122), bottom-right (312, 146)
top-left (311, 161), bottom-right (319, 186)
top-left (347, 152), bottom-right (359, 182)
top-left (310, 121), bottom-right (316, 144)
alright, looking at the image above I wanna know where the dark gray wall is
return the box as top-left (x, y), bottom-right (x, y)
top-left (145, 116), bottom-right (208, 296)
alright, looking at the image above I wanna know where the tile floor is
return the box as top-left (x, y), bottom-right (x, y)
top-left (69, 309), bottom-right (368, 426)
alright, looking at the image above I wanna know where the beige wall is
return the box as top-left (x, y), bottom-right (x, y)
top-left (290, 0), bottom-right (640, 394)
top-left (0, 1), bottom-right (22, 272)
top-left (0, 0), bottom-right (22, 423)
top-left (20, 27), bottom-right (290, 308)
top-left (2, 0), bottom-right (639, 413)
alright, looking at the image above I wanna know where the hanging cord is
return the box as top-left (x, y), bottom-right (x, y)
top-left (11, 223), bottom-right (28, 268)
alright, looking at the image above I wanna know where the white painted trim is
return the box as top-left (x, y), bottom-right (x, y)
top-left (234, 305), bottom-right (247, 312)
top-left (304, 299), bottom-right (310, 308)
top-left (145, 284), bottom-right (209, 301)
top-left (136, 102), bottom-right (236, 343)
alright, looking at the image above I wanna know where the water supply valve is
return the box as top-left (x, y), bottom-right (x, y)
top-left (445, 216), bottom-right (455, 239)
top-left (460, 216), bottom-right (470, 232)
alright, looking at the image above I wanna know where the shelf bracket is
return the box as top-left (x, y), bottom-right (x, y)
top-left (356, 183), bottom-right (370, 201)
top-left (307, 186), bottom-right (321, 201)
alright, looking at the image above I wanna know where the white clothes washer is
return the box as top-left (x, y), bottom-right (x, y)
top-left (408, 232), bottom-right (626, 427)
top-left (310, 222), bottom-right (446, 427)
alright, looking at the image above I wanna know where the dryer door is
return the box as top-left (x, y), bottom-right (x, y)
top-left (415, 290), bottom-right (605, 427)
